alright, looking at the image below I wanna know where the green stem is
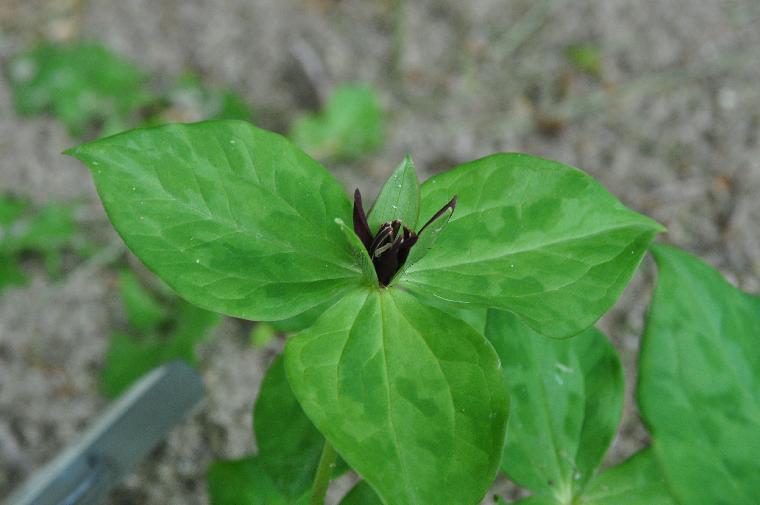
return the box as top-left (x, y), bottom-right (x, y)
top-left (309, 439), bottom-right (337, 505)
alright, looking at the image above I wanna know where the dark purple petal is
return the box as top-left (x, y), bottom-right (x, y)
top-left (353, 189), bottom-right (456, 287)
top-left (352, 188), bottom-right (373, 250)
top-left (418, 195), bottom-right (457, 235)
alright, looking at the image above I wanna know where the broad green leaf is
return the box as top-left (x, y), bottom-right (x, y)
top-left (285, 288), bottom-right (508, 505)
top-left (67, 121), bottom-right (363, 321)
top-left (255, 355), bottom-right (347, 499)
top-left (368, 156), bottom-right (420, 232)
top-left (118, 270), bottom-right (168, 333)
top-left (8, 42), bottom-right (152, 136)
top-left (486, 310), bottom-right (623, 502)
top-left (638, 245), bottom-right (760, 505)
top-left (510, 449), bottom-right (675, 505)
top-left (409, 288), bottom-right (487, 334)
top-left (401, 153), bottom-right (663, 339)
top-left (291, 84), bottom-right (383, 162)
top-left (207, 455), bottom-right (289, 505)
top-left (397, 203), bottom-right (454, 279)
top-left (339, 481), bottom-right (383, 505)
top-left (580, 449), bottom-right (674, 505)
top-left (101, 301), bottom-right (219, 397)
top-left (270, 296), bottom-right (342, 333)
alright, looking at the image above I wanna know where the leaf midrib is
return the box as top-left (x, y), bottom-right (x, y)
top-left (406, 223), bottom-right (655, 274)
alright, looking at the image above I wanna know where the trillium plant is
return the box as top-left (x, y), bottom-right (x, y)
top-left (68, 120), bottom-right (666, 505)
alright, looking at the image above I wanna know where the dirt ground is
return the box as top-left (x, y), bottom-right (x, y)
top-left (1, 0), bottom-right (759, 503)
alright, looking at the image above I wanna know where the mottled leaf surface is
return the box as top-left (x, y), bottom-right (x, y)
top-left (486, 310), bottom-right (623, 501)
top-left (285, 288), bottom-right (508, 505)
top-left (639, 245), bottom-right (760, 505)
top-left (368, 156), bottom-right (420, 232)
top-left (68, 121), bottom-right (363, 321)
top-left (402, 153), bottom-right (663, 338)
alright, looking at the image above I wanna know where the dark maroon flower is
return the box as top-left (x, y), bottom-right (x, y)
top-left (353, 189), bottom-right (457, 286)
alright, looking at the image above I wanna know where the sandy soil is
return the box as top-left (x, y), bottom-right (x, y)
top-left (1, 0), bottom-right (759, 503)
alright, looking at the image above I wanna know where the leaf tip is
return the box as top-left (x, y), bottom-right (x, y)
top-left (62, 146), bottom-right (80, 158)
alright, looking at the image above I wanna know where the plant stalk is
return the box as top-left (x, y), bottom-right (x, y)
top-left (309, 439), bottom-right (337, 505)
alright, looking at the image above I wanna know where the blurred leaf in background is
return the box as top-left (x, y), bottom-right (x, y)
top-left (249, 322), bottom-right (277, 348)
top-left (291, 84), bottom-right (383, 162)
top-left (0, 195), bottom-right (82, 291)
top-left (566, 42), bottom-right (602, 78)
top-left (207, 455), bottom-right (315, 505)
top-left (148, 72), bottom-right (253, 124)
top-left (102, 269), bottom-right (220, 397)
top-left (6, 42), bottom-right (154, 137)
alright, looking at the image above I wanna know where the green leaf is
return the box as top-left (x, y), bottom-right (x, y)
top-left (580, 449), bottom-right (674, 505)
top-left (101, 301), bottom-right (219, 397)
top-left (157, 73), bottom-right (253, 123)
top-left (67, 121), bottom-right (363, 321)
top-left (250, 322), bottom-right (277, 347)
top-left (2, 202), bottom-right (77, 258)
top-left (339, 481), bottom-right (383, 505)
top-left (0, 198), bottom-right (79, 282)
top-left (101, 331), bottom-right (165, 397)
top-left (270, 296), bottom-right (341, 334)
top-left (291, 84), bottom-right (383, 162)
top-left (161, 300), bottom-right (220, 359)
top-left (486, 310), bottom-right (623, 502)
top-left (409, 288), bottom-right (487, 334)
top-left (207, 455), bottom-right (289, 505)
top-left (566, 43), bottom-right (602, 78)
top-left (255, 355), bottom-right (347, 499)
top-left (638, 245), bottom-right (760, 505)
top-left (336, 217), bottom-right (379, 286)
top-left (118, 270), bottom-right (168, 333)
top-left (0, 254), bottom-right (27, 291)
top-left (8, 42), bottom-right (152, 136)
top-left (368, 156), bottom-right (420, 232)
top-left (0, 196), bottom-right (29, 226)
top-left (401, 153), bottom-right (663, 339)
top-left (511, 496), bottom-right (558, 505)
top-left (399, 200), bottom-right (454, 277)
top-left (285, 288), bottom-right (508, 505)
